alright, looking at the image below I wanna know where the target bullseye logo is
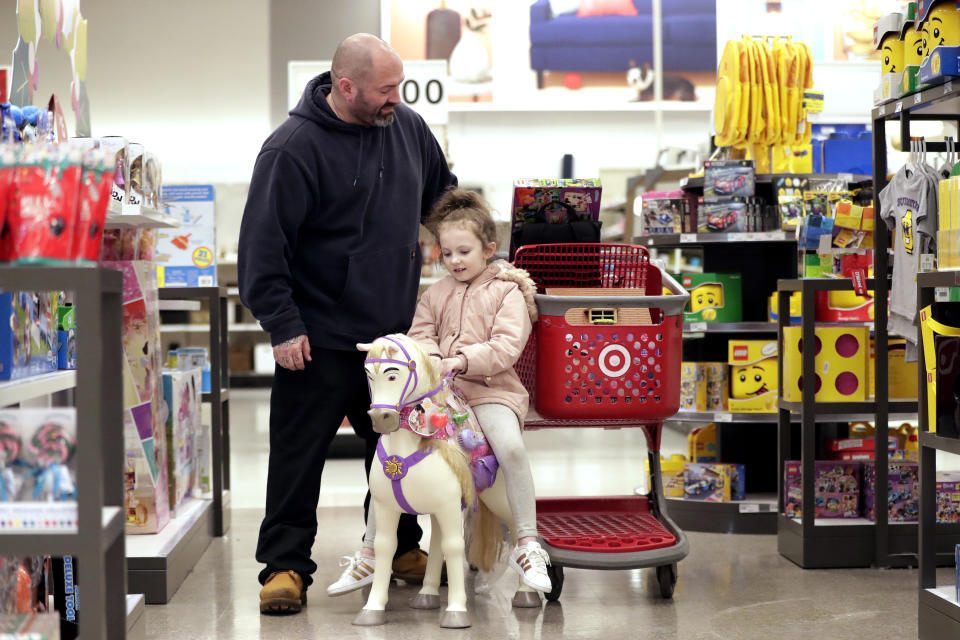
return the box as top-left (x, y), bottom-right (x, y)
top-left (598, 344), bottom-right (631, 378)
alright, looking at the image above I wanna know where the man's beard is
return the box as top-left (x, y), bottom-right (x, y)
top-left (373, 111), bottom-right (395, 127)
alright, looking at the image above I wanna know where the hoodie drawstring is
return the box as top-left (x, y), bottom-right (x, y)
top-left (353, 130), bottom-right (364, 188)
top-left (378, 128), bottom-right (385, 181)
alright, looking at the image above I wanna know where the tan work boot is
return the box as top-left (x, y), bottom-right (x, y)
top-left (391, 548), bottom-right (447, 584)
top-left (260, 570), bottom-right (306, 614)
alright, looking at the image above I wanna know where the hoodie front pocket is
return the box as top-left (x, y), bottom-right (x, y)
top-left (336, 243), bottom-right (420, 339)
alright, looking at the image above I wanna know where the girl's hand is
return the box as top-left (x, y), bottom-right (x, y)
top-left (440, 356), bottom-right (465, 378)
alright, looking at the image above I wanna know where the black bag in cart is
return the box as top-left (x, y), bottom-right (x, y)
top-left (511, 201), bottom-right (602, 252)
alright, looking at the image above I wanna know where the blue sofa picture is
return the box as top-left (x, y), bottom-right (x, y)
top-left (529, 0), bottom-right (718, 89)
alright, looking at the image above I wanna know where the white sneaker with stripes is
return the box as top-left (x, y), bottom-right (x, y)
top-left (508, 541), bottom-right (552, 592)
top-left (326, 552), bottom-right (375, 596)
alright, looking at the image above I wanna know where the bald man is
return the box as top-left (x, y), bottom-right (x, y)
top-left (239, 33), bottom-right (456, 614)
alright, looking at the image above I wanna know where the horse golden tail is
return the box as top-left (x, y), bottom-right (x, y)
top-left (468, 500), bottom-right (503, 572)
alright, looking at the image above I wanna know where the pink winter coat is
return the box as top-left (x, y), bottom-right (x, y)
top-left (407, 260), bottom-right (539, 422)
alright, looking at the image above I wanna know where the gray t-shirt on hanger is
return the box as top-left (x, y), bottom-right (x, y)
top-left (880, 164), bottom-right (938, 346)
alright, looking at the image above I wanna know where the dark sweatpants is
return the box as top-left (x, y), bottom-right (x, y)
top-left (255, 346), bottom-right (423, 587)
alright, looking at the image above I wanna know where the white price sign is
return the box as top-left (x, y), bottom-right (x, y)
top-left (287, 59), bottom-right (448, 125)
top-left (401, 60), bottom-right (448, 126)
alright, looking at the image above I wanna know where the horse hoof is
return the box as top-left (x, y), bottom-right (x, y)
top-left (512, 590), bottom-right (542, 608)
top-left (352, 608), bottom-right (387, 626)
top-left (440, 610), bottom-right (471, 628)
top-left (410, 593), bottom-right (441, 610)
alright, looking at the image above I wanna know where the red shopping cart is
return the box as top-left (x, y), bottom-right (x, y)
top-left (513, 243), bottom-right (690, 600)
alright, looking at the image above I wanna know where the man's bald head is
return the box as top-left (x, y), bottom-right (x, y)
top-left (331, 33), bottom-right (400, 85)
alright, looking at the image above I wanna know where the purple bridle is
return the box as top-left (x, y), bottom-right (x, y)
top-left (365, 335), bottom-right (449, 418)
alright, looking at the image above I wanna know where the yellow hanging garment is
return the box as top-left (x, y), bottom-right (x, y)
top-left (714, 39), bottom-right (744, 147)
top-left (773, 37), bottom-right (796, 145)
top-left (744, 37), bottom-right (765, 145)
top-left (758, 37), bottom-right (782, 146)
top-left (794, 42), bottom-right (814, 147)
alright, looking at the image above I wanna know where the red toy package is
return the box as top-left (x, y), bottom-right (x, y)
top-left (0, 145), bottom-right (17, 262)
top-left (74, 150), bottom-right (115, 261)
top-left (13, 146), bottom-right (83, 263)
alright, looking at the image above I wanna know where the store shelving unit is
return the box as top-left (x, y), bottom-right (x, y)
top-left (128, 286), bottom-right (231, 604)
top-left (641, 231), bottom-right (795, 246)
top-left (104, 201), bottom-right (178, 229)
top-left (682, 321), bottom-right (778, 335)
top-left (679, 173), bottom-right (872, 192)
top-left (665, 493), bottom-right (778, 534)
top-left (0, 267), bottom-right (126, 640)
top-left (917, 270), bottom-right (960, 638)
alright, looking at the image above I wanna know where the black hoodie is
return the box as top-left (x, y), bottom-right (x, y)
top-left (238, 72), bottom-right (456, 349)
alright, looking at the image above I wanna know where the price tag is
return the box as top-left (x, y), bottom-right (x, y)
top-left (715, 412), bottom-right (733, 422)
top-left (728, 232), bottom-right (747, 242)
top-left (915, 93), bottom-right (923, 105)
top-left (920, 253), bottom-right (936, 272)
top-left (895, 101), bottom-right (903, 113)
top-left (936, 287), bottom-right (950, 302)
top-left (689, 322), bottom-right (708, 332)
top-left (759, 231), bottom-right (782, 241)
top-left (680, 233), bottom-right (697, 243)
top-left (946, 81), bottom-right (954, 95)
top-left (879, 104), bottom-right (886, 116)
top-left (739, 503), bottom-right (761, 513)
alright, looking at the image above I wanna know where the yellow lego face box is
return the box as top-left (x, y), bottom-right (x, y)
top-left (679, 273), bottom-right (743, 322)
top-left (728, 340), bottom-right (779, 412)
top-left (782, 326), bottom-right (869, 402)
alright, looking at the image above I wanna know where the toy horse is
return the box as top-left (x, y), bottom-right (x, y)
top-left (354, 334), bottom-right (539, 628)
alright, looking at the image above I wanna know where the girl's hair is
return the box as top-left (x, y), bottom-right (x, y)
top-left (426, 187), bottom-right (497, 246)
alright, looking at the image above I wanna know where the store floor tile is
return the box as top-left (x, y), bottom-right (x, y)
top-left (134, 389), bottom-right (929, 639)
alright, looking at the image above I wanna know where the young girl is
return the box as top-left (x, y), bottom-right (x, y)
top-left (327, 188), bottom-right (551, 596)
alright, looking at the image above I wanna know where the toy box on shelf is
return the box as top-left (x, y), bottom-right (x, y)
top-left (937, 470), bottom-right (960, 523)
top-left (728, 340), bottom-right (778, 412)
top-left (679, 273), bottom-right (743, 322)
top-left (0, 408), bottom-right (78, 503)
top-left (939, 173), bottom-right (960, 268)
top-left (872, 10), bottom-right (908, 105)
top-left (683, 463), bottom-right (744, 502)
top-left (814, 289), bottom-right (874, 322)
top-left (775, 175), bottom-right (808, 230)
top-left (781, 326), bottom-right (869, 402)
top-left (155, 184), bottom-right (217, 287)
top-left (769, 291), bottom-right (801, 322)
top-left (868, 338), bottom-right (919, 399)
top-left (510, 178), bottom-right (602, 229)
top-left (644, 454), bottom-right (686, 498)
top-left (680, 362), bottom-right (707, 411)
top-left (705, 362), bottom-right (728, 410)
top-left (639, 191), bottom-right (686, 235)
top-left (901, 2), bottom-right (927, 95)
top-left (0, 292), bottom-right (59, 381)
top-left (918, 0), bottom-right (960, 86)
top-left (162, 368), bottom-right (201, 516)
top-left (824, 436), bottom-right (898, 461)
top-left (56, 303), bottom-right (76, 370)
top-left (783, 460), bottom-right (861, 518)
top-left (863, 461), bottom-right (919, 522)
top-left (704, 160), bottom-right (755, 199)
top-left (688, 423), bottom-right (719, 462)
top-left (103, 260), bottom-right (169, 534)
top-left (920, 304), bottom-right (960, 436)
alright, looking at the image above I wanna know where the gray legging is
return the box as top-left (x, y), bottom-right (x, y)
top-left (362, 402), bottom-right (539, 548)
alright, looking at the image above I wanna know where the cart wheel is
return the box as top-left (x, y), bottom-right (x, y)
top-left (545, 564), bottom-right (563, 602)
top-left (656, 563), bottom-right (677, 599)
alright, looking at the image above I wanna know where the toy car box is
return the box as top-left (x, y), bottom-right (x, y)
top-left (0, 291), bottom-right (59, 381)
top-left (783, 460), bottom-right (861, 518)
top-left (683, 463), bottom-right (745, 502)
top-left (936, 470), bottom-right (960, 523)
top-left (639, 190), bottom-right (686, 235)
top-left (704, 160), bottom-right (755, 199)
top-left (863, 461), bottom-right (919, 522)
top-left (697, 199), bottom-right (747, 233)
top-left (680, 362), bottom-right (707, 411)
top-left (679, 273), bottom-right (743, 322)
top-left (728, 340), bottom-right (778, 412)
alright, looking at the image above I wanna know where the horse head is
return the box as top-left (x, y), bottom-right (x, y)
top-left (359, 334), bottom-right (440, 434)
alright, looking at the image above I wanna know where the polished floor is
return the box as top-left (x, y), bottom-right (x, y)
top-left (137, 390), bottom-right (940, 640)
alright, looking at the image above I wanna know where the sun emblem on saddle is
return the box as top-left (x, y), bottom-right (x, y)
top-left (384, 456), bottom-right (405, 479)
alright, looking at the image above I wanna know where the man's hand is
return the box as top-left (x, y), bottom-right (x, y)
top-left (274, 335), bottom-right (312, 371)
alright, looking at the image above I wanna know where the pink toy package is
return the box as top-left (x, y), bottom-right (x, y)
top-left (784, 461), bottom-right (861, 519)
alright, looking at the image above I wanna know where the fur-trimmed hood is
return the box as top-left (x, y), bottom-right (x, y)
top-left (492, 261), bottom-right (539, 323)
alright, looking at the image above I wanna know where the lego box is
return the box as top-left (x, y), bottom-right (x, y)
top-left (783, 460), bottom-right (861, 519)
top-left (782, 326), bottom-right (869, 402)
top-left (728, 340), bottom-right (778, 412)
top-left (511, 178), bottom-right (602, 230)
top-left (679, 273), bottom-right (743, 322)
top-left (863, 461), bottom-right (918, 522)
top-left (705, 362), bottom-right (728, 411)
top-left (640, 190), bottom-right (685, 235)
top-left (680, 362), bottom-right (707, 411)
top-left (936, 471), bottom-right (960, 524)
top-left (683, 463), bottom-right (745, 502)
top-left (644, 454), bottom-right (686, 499)
top-left (687, 423), bottom-right (719, 462)
top-left (704, 160), bottom-right (755, 199)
